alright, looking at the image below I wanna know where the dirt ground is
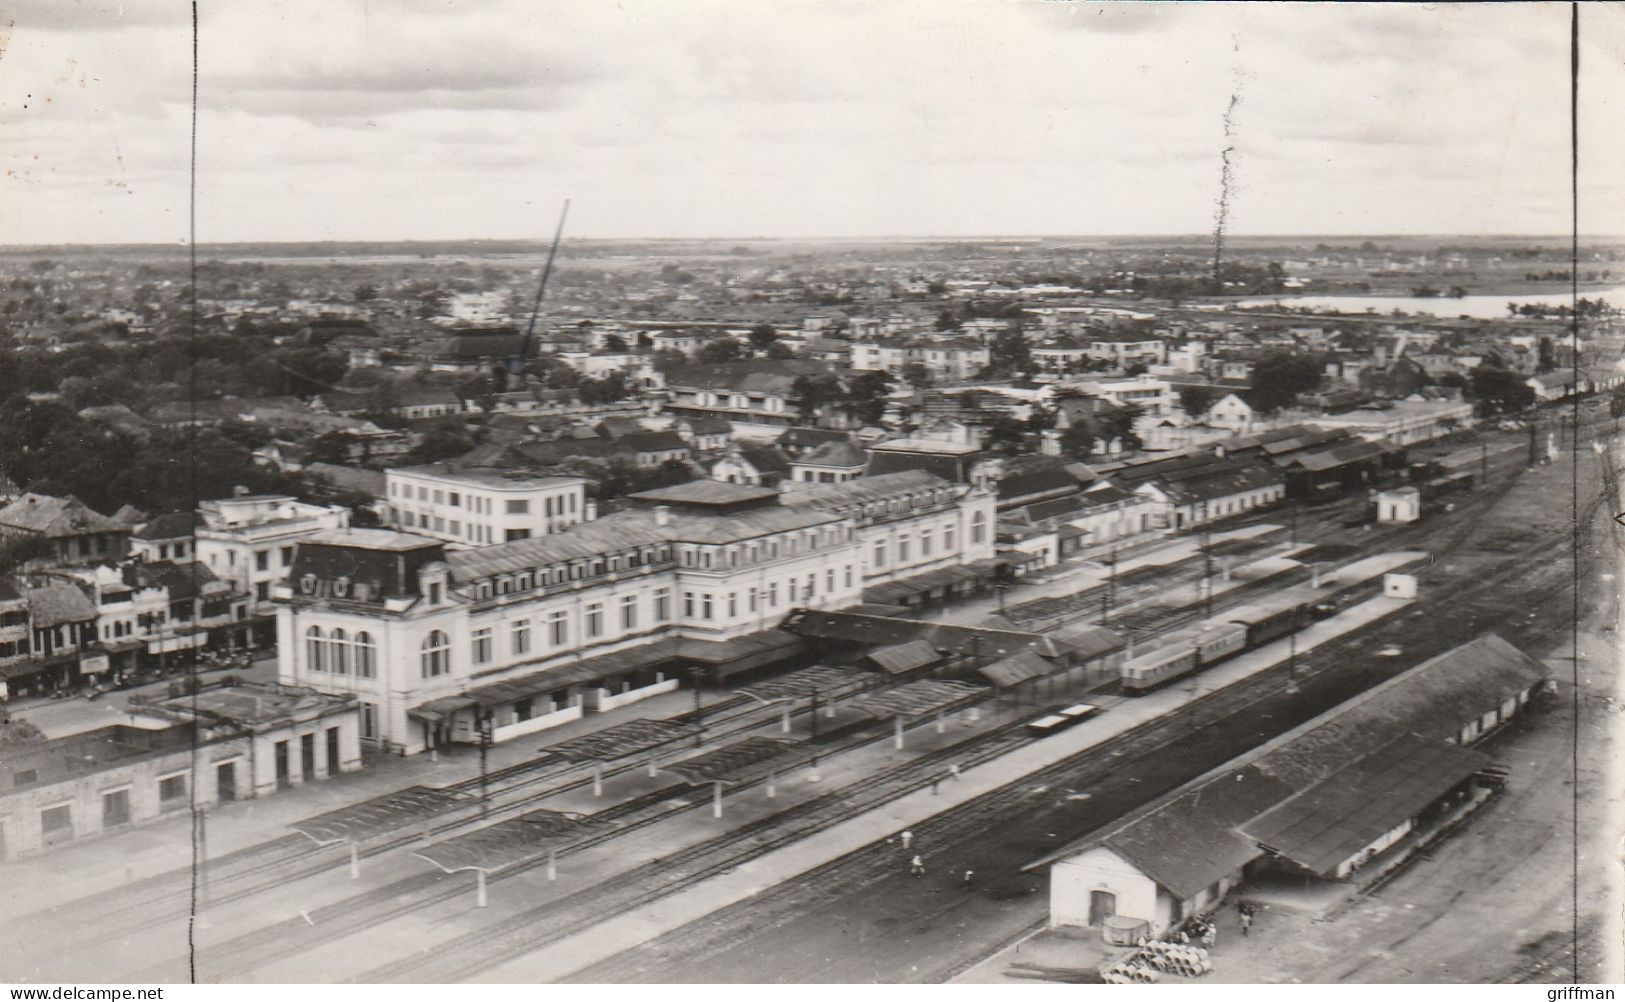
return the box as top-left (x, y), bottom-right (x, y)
top-left (1197, 436), bottom-right (1624, 985)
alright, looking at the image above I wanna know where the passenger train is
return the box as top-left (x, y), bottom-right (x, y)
top-left (1120, 591), bottom-right (1317, 693)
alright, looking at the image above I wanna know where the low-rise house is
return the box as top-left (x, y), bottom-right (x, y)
top-left (0, 680), bottom-right (360, 859)
top-left (0, 494), bottom-right (130, 566)
top-left (711, 446), bottom-right (792, 489)
top-left (786, 439), bottom-right (868, 486)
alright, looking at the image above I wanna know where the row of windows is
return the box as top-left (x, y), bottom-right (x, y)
top-left (466, 546), bottom-right (674, 602)
top-left (388, 483), bottom-right (580, 518)
top-left (869, 516), bottom-right (981, 568)
top-left (419, 559), bottom-right (856, 678)
top-left (676, 528), bottom-right (852, 570)
top-left (304, 627), bottom-right (378, 677)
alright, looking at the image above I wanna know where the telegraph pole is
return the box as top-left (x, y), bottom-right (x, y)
top-left (1101, 548), bottom-right (1118, 627)
top-left (1201, 522), bottom-right (1214, 620)
top-left (477, 711), bottom-right (493, 817)
top-left (1480, 441), bottom-right (1488, 487)
top-left (690, 666), bottom-right (706, 748)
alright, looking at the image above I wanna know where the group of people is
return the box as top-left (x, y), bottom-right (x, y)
top-left (895, 829), bottom-right (975, 887)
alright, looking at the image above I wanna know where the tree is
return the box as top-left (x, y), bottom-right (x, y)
top-left (748, 324), bottom-right (778, 353)
top-left (765, 342), bottom-right (796, 360)
top-left (985, 416), bottom-right (1028, 451)
top-left (1245, 353), bottom-right (1323, 414)
top-left (1059, 423), bottom-right (1097, 460)
top-left (353, 283), bottom-right (379, 302)
top-left (1537, 336), bottom-right (1556, 373)
top-left (601, 333), bottom-right (629, 352)
top-left (1469, 367), bottom-right (1535, 417)
top-left (847, 370), bottom-right (895, 425)
top-left (1104, 404), bottom-right (1144, 452)
top-left (934, 308), bottom-right (960, 332)
top-left (697, 338), bottom-right (745, 364)
top-left (1178, 385), bottom-right (1216, 419)
top-left (791, 373), bottom-right (845, 421)
top-left (989, 330), bottom-right (1032, 376)
top-left (901, 362), bottom-right (932, 388)
top-left (406, 423), bottom-right (477, 464)
top-left (578, 372), bottom-right (631, 405)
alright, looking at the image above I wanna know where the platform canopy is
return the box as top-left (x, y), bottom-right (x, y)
top-left (414, 808), bottom-right (611, 874)
top-left (536, 718), bottom-right (698, 765)
top-left (664, 736), bottom-right (806, 786)
top-left (1116, 563), bottom-right (1186, 590)
top-left (977, 651), bottom-right (1057, 688)
top-left (1203, 536), bottom-right (1273, 559)
top-left (291, 786), bottom-right (470, 845)
top-left (843, 679), bottom-right (986, 720)
top-left (734, 665), bottom-right (868, 703)
top-left (864, 639), bottom-right (943, 675)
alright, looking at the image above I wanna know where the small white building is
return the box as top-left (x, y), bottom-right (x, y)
top-left (383, 465), bottom-right (589, 548)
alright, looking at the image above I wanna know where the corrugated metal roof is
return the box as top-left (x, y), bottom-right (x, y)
top-left (978, 651), bottom-right (1055, 687)
top-left (865, 639), bottom-right (943, 675)
top-left (1241, 733), bottom-right (1488, 876)
top-left (415, 809), bottom-right (608, 874)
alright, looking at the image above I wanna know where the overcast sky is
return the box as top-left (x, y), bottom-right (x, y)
top-left (1, 1), bottom-right (1622, 244)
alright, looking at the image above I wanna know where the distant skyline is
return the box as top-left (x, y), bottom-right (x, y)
top-left (1, 1), bottom-right (1622, 245)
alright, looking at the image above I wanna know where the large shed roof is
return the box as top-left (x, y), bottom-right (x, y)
top-left (843, 679), bottom-right (986, 720)
top-left (664, 736), bottom-right (805, 785)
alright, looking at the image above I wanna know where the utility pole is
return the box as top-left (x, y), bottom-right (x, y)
top-left (690, 666), bottom-right (706, 748)
top-left (1528, 420), bottom-right (1538, 467)
top-left (477, 710), bottom-right (493, 817)
top-left (1101, 548), bottom-right (1118, 627)
top-left (809, 687), bottom-right (820, 743)
top-left (1201, 522), bottom-right (1213, 620)
top-left (1479, 441), bottom-right (1488, 488)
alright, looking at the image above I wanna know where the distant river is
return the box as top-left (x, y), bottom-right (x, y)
top-left (1229, 286), bottom-right (1625, 320)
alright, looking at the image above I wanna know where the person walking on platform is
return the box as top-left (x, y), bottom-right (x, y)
top-left (900, 830), bottom-right (914, 851)
top-left (962, 869), bottom-right (974, 887)
top-left (909, 854), bottom-right (925, 877)
top-left (1240, 909), bottom-right (1253, 938)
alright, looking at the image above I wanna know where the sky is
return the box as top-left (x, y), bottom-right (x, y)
top-left (0, 0), bottom-right (1622, 244)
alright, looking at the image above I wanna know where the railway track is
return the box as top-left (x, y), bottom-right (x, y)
top-left (167, 685), bottom-right (992, 981)
top-left (27, 684), bottom-right (872, 936)
top-left (569, 462), bottom-right (1595, 983)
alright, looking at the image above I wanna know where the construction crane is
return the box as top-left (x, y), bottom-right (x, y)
top-left (509, 198), bottom-right (572, 378)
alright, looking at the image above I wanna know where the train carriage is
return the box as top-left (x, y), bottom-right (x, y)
top-left (1193, 621), bottom-right (1248, 664)
top-left (1121, 641), bottom-right (1200, 693)
top-left (1226, 598), bottom-right (1306, 649)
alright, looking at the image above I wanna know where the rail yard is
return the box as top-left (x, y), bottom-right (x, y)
top-left (2, 414), bottom-right (1614, 986)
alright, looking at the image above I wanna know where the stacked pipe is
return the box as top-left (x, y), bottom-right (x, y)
top-left (1135, 940), bottom-right (1213, 977)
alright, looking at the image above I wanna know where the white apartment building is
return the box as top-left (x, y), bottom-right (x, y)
top-left (275, 501), bottom-right (865, 755)
top-left (384, 465), bottom-right (589, 548)
top-left (194, 495), bottom-right (351, 638)
top-left (778, 470), bottom-right (998, 587)
top-left (1072, 376), bottom-right (1178, 418)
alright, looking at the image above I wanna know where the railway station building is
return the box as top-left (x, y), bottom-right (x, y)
top-left (1031, 634), bottom-right (1545, 938)
top-left (0, 679), bottom-right (358, 860)
top-left (276, 480), bottom-right (948, 755)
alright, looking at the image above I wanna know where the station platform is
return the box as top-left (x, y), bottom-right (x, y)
top-left (1, 685), bottom-right (743, 918)
top-left (472, 585), bottom-right (1418, 983)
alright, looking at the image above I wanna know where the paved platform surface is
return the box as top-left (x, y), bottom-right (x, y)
top-left (1, 685), bottom-right (742, 917)
top-left (477, 587), bottom-right (1414, 982)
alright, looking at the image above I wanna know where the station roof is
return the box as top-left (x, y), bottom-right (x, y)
top-left (843, 679), bottom-right (987, 720)
top-left (977, 651), bottom-right (1056, 687)
top-left (536, 718), bottom-right (697, 764)
top-left (779, 610), bottom-right (1069, 662)
top-left (1116, 562), bottom-right (1188, 590)
top-left (1048, 624), bottom-right (1126, 662)
top-left (1203, 536), bottom-right (1273, 559)
top-left (864, 640), bottom-right (943, 675)
top-left (735, 665), bottom-right (869, 702)
top-left (291, 786), bottom-right (470, 845)
top-left (414, 809), bottom-right (610, 874)
top-left (664, 736), bottom-right (806, 785)
top-left (1241, 734), bottom-right (1488, 877)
